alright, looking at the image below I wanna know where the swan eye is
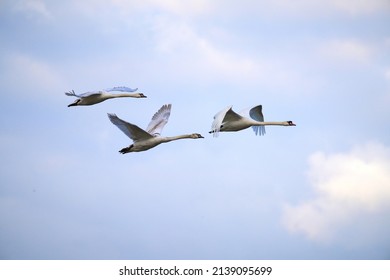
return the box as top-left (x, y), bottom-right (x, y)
top-left (287, 121), bottom-right (296, 126)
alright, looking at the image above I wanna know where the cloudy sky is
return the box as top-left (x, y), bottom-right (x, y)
top-left (1, 0), bottom-right (390, 260)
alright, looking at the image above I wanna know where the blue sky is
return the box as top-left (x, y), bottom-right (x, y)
top-left (1, 0), bottom-right (390, 259)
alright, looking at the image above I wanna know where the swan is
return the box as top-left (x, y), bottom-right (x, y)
top-left (65, 86), bottom-right (146, 107)
top-left (107, 104), bottom-right (204, 153)
top-left (210, 105), bottom-right (296, 137)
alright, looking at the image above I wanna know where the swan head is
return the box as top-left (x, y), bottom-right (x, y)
top-left (67, 99), bottom-right (81, 107)
top-left (191, 133), bottom-right (204, 139)
top-left (136, 93), bottom-right (147, 98)
top-left (286, 121), bottom-right (296, 126)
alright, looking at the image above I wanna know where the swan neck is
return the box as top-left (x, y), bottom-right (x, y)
top-left (108, 93), bottom-right (137, 98)
top-left (257, 121), bottom-right (286, 126)
top-left (162, 135), bottom-right (192, 142)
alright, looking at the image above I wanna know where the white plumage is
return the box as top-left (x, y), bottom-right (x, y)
top-left (108, 104), bottom-right (204, 153)
top-left (65, 86), bottom-right (146, 107)
top-left (210, 105), bottom-right (296, 137)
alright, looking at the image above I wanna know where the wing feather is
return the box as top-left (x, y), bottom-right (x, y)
top-left (240, 105), bottom-right (266, 136)
top-left (249, 105), bottom-right (264, 122)
top-left (146, 104), bottom-right (172, 136)
top-left (107, 113), bottom-right (153, 142)
top-left (66, 86), bottom-right (137, 98)
top-left (105, 86), bottom-right (138, 92)
top-left (65, 90), bottom-right (83, 97)
top-left (211, 106), bottom-right (243, 137)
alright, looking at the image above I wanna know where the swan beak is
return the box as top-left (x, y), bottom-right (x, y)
top-left (140, 93), bottom-right (147, 98)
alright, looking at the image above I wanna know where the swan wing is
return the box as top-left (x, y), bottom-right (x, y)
top-left (240, 105), bottom-right (266, 136)
top-left (251, 123), bottom-right (266, 136)
top-left (66, 87), bottom-right (137, 97)
top-left (224, 107), bottom-right (244, 122)
top-left (77, 90), bottom-right (104, 97)
top-left (107, 113), bottom-right (153, 142)
top-left (65, 89), bottom-right (105, 98)
top-left (146, 104), bottom-right (172, 136)
top-left (65, 90), bottom-right (85, 97)
top-left (105, 86), bottom-right (138, 92)
top-left (65, 90), bottom-right (78, 97)
top-left (249, 105), bottom-right (264, 122)
top-left (211, 106), bottom-right (243, 137)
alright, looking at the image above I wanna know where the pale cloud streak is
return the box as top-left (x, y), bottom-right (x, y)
top-left (235, 0), bottom-right (390, 17)
top-left (282, 142), bottom-right (390, 242)
top-left (319, 39), bottom-right (374, 65)
top-left (117, 0), bottom-right (213, 17)
top-left (150, 16), bottom-right (262, 85)
top-left (12, 0), bottom-right (53, 20)
top-left (0, 52), bottom-right (65, 98)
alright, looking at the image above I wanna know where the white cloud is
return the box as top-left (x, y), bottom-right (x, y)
top-left (59, 0), bottom-right (390, 20)
top-left (282, 142), bottom-right (390, 242)
top-left (89, 0), bottom-right (213, 19)
top-left (328, 0), bottom-right (390, 16)
top-left (200, 0), bottom-right (390, 19)
top-left (13, 0), bottom-right (53, 20)
top-left (319, 39), bottom-right (374, 64)
top-left (272, 0), bottom-right (389, 17)
top-left (0, 53), bottom-right (65, 98)
top-left (148, 16), bottom-right (318, 93)
top-left (150, 16), bottom-right (262, 84)
top-left (135, 0), bottom-right (212, 17)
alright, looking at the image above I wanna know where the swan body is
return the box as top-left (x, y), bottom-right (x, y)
top-left (210, 105), bottom-right (295, 137)
top-left (65, 86), bottom-right (146, 107)
top-left (108, 104), bottom-right (204, 153)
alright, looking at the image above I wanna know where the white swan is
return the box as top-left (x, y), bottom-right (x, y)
top-left (65, 86), bottom-right (146, 107)
top-left (210, 105), bottom-right (296, 137)
top-left (108, 104), bottom-right (204, 153)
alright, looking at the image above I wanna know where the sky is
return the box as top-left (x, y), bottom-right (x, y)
top-left (0, 0), bottom-right (390, 260)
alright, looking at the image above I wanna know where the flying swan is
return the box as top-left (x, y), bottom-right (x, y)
top-left (108, 104), bottom-right (204, 153)
top-left (210, 105), bottom-right (296, 137)
top-left (65, 86), bottom-right (146, 107)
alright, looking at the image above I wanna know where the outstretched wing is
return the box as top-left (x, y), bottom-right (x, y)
top-left (78, 91), bottom-right (104, 97)
top-left (65, 90), bottom-right (104, 98)
top-left (107, 113), bottom-right (153, 142)
top-left (211, 106), bottom-right (242, 137)
top-left (65, 90), bottom-right (83, 97)
top-left (249, 105), bottom-right (264, 122)
top-left (105, 86), bottom-right (138, 92)
top-left (240, 105), bottom-right (265, 136)
top-left (146, 104), bottom-right (172, 136)
top-left (66, 86), bottom-right (137, 98)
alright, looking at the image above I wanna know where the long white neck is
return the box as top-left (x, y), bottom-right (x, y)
top-left (161, 134), bottom-right (195, 143)
top-left (256, 121), bottom-right (288, 126)
top-left (106, 93), bottom-right (139, 98)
